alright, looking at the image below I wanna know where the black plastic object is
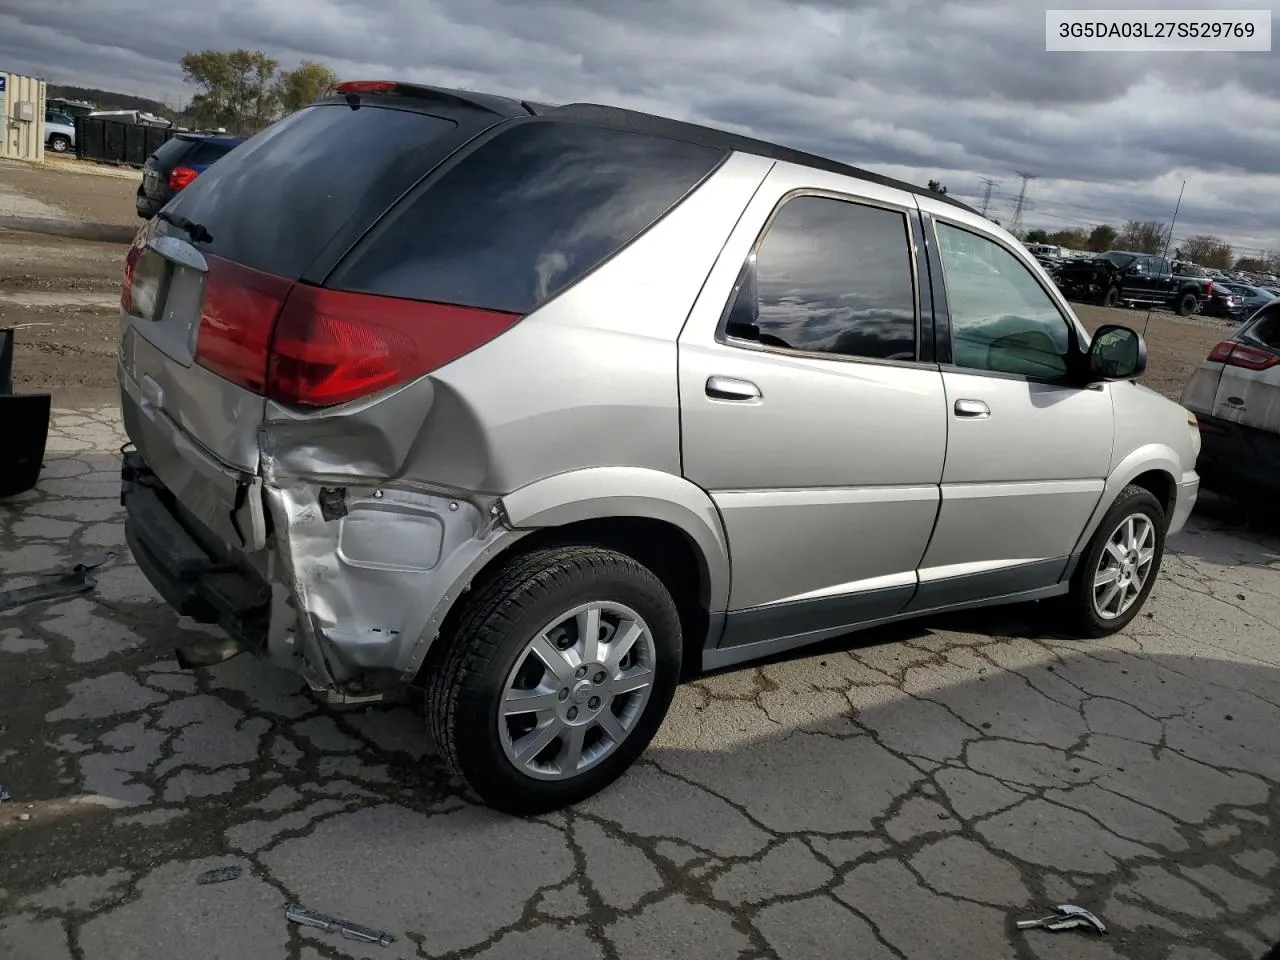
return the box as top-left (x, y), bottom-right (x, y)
top-left (0, 328), bottom-right (53, 498)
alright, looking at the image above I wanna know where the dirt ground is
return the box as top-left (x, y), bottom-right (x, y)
top-left (0, 158), bottom-right (140, 226)
top-left (0, 160), bottom-right (1234, 406)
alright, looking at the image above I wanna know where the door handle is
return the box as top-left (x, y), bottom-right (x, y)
top-left (706, 376), bottom-right (761, 401)
top-left (954, 399), bottom-right (990, 418)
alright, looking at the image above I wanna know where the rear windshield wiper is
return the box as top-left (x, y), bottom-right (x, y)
top-left (156, 210), bottom-right (213, 245)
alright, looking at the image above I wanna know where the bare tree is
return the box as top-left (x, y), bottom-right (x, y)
top-left (1117, 220), bottom-right (1167, 254)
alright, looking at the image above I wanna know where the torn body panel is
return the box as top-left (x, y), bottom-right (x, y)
top-left (259, 461), bottom-right (525, 692)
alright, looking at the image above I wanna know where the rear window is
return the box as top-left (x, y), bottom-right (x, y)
top-left (328, 119), bottom-right (727, 315)
top-left (162, 104), bottom-right (460, 278)
top-left (185, 139), bottom-right (240, 165)
top-left (149, 137), bottom-right (192, 166)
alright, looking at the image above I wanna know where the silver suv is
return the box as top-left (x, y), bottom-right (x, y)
top-left (117, 81), bottom-right (1201, 814)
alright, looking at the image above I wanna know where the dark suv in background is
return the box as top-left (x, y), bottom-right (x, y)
top-left (136, 133), bottom-right (245, 219)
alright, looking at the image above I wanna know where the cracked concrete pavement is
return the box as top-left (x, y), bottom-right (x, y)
top-left (1, 405), bottom-right (1278, 960)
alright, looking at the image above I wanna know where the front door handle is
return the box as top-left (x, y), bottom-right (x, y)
top-left (706, 376), bottom-right (762, 401)
top-left (954, 399), bottom-right (990, 418)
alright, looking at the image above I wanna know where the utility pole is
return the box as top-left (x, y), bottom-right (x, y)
top-left (1009, 171), bottom-right (1035, 237)
top-left (978, 177), bottom-right (999, 218)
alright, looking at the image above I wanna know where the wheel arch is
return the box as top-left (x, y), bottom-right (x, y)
top-left (408, 467), bottom-right (731, 683)
top-left (1069, 445), bottom-right (1181, 560)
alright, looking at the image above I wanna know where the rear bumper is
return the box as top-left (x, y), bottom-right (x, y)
top-left (121, 449), bottom-right (271, 648)
top-left (1195, 414), bottom-right (1280, 501)
top-left (135, 192), bottom-right (164, 219)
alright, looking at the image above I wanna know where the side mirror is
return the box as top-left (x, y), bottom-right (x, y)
top-left (1088, 324), bottom-right (1147, 381)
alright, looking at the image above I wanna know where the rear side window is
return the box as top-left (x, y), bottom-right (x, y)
top-left (1245, 303), bottom-right (1280, 349)
top-left (164, 104), bottom-right (460, 278)
top-left (722, 195), bottom-right (918, 362)
top-left (329, 120), bottom-right (727, 314)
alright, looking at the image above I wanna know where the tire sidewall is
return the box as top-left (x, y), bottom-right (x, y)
top-left (1178, 293), bottom-right (1197, 316)
top-left (454, 557), bottom-right (682, 812)
top-left (1075, 488), bottom-right (1166, 634)
top-left (1103, 287), bottom-right (1120, 308)
top-left (49, 137), bottom-right (70, 153)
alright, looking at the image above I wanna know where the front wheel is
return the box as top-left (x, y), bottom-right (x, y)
top-left (1062, 484), bottom-right (1167, 637)
top-left (1102, 286), bottom-right (1121, 308)
top-left (48, 136), bottom-right (71, 154)
top-left (425, 546), bottom-right (682, 814)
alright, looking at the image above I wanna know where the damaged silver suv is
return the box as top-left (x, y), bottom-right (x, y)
top-left (118, 80), bottom-right (1200, 814)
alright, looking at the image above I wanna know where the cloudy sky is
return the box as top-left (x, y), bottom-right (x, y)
top-left (4, 0), bottom-right (1278, 255)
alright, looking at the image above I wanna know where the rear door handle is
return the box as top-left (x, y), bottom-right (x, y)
top-left (954, 399), bottom-right (990, 418)
top-left (706, 376), bottom-right (761, 401)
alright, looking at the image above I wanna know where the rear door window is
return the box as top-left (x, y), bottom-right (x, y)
top-left (328, 119), bottom-right (727, 314)
top-left (162, 104), bottom-right (462, 279)
top-left (185, 139), bottom-right (240, 165)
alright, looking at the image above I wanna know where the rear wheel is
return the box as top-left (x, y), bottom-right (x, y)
top-left (1176, 292), bottom-right (1198, 316)
top-left (1102, 286), bottom-right (1121, 308)
top-left (48, 135), bottom-right (71, 154)
top-left (425, 546), bottom-right (682, 814)
top-left (1062, 484), bottom-right (1166, 637)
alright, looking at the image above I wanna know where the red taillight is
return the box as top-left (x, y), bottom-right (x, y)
top-left (1207, 340), bottom-right (1280, 370)
top-left (168, 166), bottom-right (199, 191)
top-left (265, 287), bottom-right (520, 407)
top-left (193, 257), bottom-right (293, 393)
top-left (333, 80), bottom-right (397, 94)
top-left (1206, 280), bottom-right (1214, 296)
top-left (120, 220), bottom-right (152, 312)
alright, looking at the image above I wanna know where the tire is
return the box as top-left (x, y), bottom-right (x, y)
top-left (1062, 484), bottom-right (1167, 638)
top-left (425, 546), bottom-right (682, 815)
top-left (48, 136), bottom-right (71, 154)
top-left (1102, 286), bottom-right (1121, 308)
top-left (1176, 292), bottom-right (1198, 317)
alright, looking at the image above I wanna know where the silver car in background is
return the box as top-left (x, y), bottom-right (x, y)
top-left (117, 80), bottom-right (1200, 814)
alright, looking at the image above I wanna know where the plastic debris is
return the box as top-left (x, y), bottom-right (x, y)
top-left (18, 813), bottom-right (30, 822)
top-left (0, 550), bottom-right (116, 613)
top-left (285, 903), bottom-right (396, 947)
top-left (0, 787), bottom-right (10, 803)
top-left (196, 865), bottom-right (243, 885)
top-left (1017, 904), bottom-right (1106, 934)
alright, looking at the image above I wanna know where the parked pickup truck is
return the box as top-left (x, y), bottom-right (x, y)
top-left (1054, 251), bottom-right (1214, 316)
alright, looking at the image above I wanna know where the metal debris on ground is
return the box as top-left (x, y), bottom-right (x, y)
top-left (0, 787), bottom-right (10, 802)
top-left (1017, 904), bottom-right (1107, 934)
top-left (195, 865), bottom-right (243, 885)
top-left (0, 550), bottom-right (116, 613)
top-left (285, 903), bottom-right (396, 947)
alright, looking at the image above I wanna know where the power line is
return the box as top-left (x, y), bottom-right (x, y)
top-left (1009, 172), bottom-right (1035, 237)
top-left (977, 177), bottom-right (999, 218)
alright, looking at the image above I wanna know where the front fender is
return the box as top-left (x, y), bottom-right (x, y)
top-left (498, 466), bottom-right (732, 613)
top-left (1069, 443), bottom-right (1182, 557)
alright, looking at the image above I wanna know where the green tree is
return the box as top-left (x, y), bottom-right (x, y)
top-left (1023, 229), bottom-right (1050, 244)
top-left (1087, 223), bottom-right (1118, 252)
top-left (1117, 220), bottom-right (1167, 254)
top-left (1046, 228), bottom-right (1088, 249)
top-left (181, 48), bottom-right (280, 134)
top-left (927, 179), bottom-right (948, 194)
top-left (274, 60), bottom-right (339, 114)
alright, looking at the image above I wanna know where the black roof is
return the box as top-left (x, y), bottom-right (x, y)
top-left (332, 82), bottom-right (978, 214)
top-left (547, 103), bottom-right (978, 214)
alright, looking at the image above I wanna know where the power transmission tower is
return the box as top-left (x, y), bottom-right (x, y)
top-left (1009, 171), bottom-right (1035, 237)
top-left (977, 177), bottom-right (999, 217)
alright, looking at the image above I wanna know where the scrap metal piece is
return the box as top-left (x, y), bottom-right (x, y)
top-left (0, 327), bottom-right (53, 499)
top-left (195, 865), bottom-right (242, 885)
top-left (0, 787), bottom-right (10, 802)
top-left (285, 903), bottom-right (395, 947)
top-left (1017, 904), bottom-right (1107, 934)
top-left (0, 550), bottom-right (117, 613)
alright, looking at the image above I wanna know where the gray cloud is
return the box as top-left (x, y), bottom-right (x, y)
top-left (3, 0), bottom-right (1277, 252)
